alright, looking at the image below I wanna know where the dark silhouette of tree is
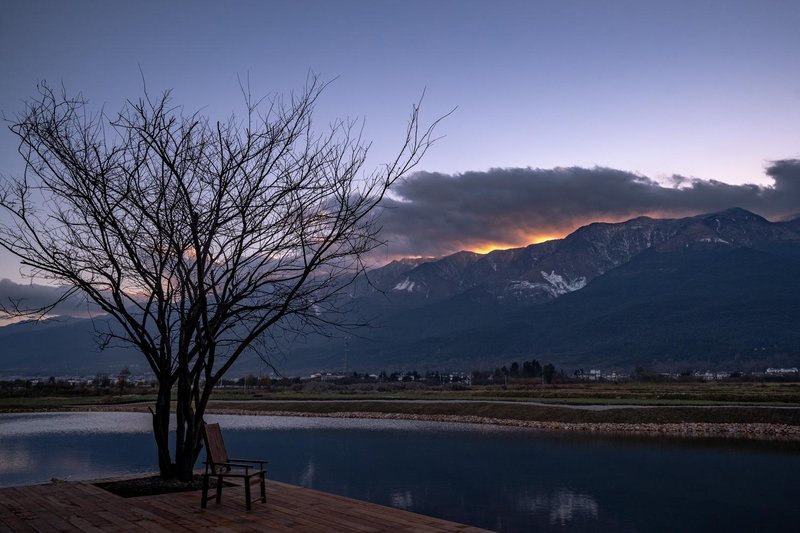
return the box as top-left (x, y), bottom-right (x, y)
top-left (522, 359), bottom-right (541, 378)
top-left (94, 372), bottom-right (110, 388)
top-left (117, 367), bottom-right (131, 391)
top-left (0, 77), bottom-right (443, 480)
top-left (543, 363), bottom-right (556, 384)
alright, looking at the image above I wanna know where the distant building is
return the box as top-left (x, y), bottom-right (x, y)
top-left (320, 373), bottom-right (346, 382)
top-left (766, 368), bottom-right (799, 375)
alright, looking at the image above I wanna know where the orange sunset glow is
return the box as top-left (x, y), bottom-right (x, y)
top-left (468, 234), bottom-right (563, 255)
top-left (463, 211), bottom-right (683, 256)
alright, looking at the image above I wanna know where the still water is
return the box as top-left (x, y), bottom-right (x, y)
top-left (1, 412), bottom-right (798, 532)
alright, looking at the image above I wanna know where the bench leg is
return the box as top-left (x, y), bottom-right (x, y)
top-left (201, 474), bottom-right (209, 509)
top-left (245, 478), bottom-right (252, 511)
top-left (216, 475), bottom-right (223, 504)
top-left (260, 471), bottom-right (266, 503)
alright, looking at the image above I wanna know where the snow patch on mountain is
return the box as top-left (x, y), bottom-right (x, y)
top-left (508, 280), bottom-right (543, 291)
top-left (541, 271), bottom-right (587, 295)
top-left (506, 280), bottom-right (554, 298)
top-left (698, 237), bottom-right (730, 244)
top-left (393, 278), bottom-right (417, 292)
top-left (506, 271), bottom-right (587, 299)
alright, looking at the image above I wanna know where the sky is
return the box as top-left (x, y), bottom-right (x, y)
top-left (1, 0), bottom-right (799, 279)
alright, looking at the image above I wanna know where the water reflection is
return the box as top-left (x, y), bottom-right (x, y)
top-left (1, 412), bottom-right (798, 532)
top-left (0, 412), bottom-right (151, 437)
top-left (208, 413), bottom-right (527, 433)
top-left (0, 443), bottom-right (32, 473)
top-left (298, 459), bottom-right (315, 488)
top-left (516, 489), bottom-right (599, 526)
top-left (0, 413), bottom-right (157, 486)
top-left (390, 489), bottom-right (414, 510)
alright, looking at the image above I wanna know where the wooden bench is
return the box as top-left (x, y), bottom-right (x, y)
top-left (200, 422), bottom-right (267, 511)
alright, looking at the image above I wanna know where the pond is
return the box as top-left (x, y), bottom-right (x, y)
top-left (1, 412), bottom-right (798, 532)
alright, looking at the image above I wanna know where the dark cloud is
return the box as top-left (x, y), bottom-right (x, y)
top-left (766, 159), bottom-right (800, 199)
top-left (0, 279), bottom-right (100, 324)
top-left (376, 160), bottom-right (800, 257)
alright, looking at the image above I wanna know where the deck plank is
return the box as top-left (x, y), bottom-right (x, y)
top-left (0, 479), bottom-right (492, 532)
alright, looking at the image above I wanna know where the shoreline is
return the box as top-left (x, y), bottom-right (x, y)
top-left (206, 408), bottom-right (800, 442)
top-left (3, 404), bottom-right (799, 442)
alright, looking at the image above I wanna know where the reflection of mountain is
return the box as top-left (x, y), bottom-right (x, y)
top-left (2, 208), bottom-right (800, 375)
top-left (516, 489), bottom-right (600, 525)
top-left (390, 489), bottom-right (414, 510)
top-left (298, 459), bottom-right (315, 488)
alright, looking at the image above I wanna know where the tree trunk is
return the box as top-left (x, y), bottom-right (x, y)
top-left (174, 395), bottom-right (199, 480)
top-left (173, 361), bottom-right (199, 482)
top-left (151, 374), bottom-right (208, 481)
top-left (152, 379), bottom-right (173, 478)
top-left (174, 436), bottom-right (197, 481)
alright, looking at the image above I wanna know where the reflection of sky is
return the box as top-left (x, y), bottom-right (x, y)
top-left (0, 444), bottom-right (32, 474)
top-left (2, 1), bottom-right (800, 280)
top-left (203, 413), bottom-right (529, 433)
top-left (0, 412), bottom-right (152, 437)
top-left (0, 414), bottom-right (158, 486)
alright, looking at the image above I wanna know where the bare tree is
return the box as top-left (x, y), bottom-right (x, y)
top-left (0, 77), bottom-right (443, 480)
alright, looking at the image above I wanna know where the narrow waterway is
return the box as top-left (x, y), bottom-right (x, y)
top-left (1, 412), bottom-right (798, 532)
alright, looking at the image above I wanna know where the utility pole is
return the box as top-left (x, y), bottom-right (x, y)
top-left (344, 336), bottom-right (350, 374)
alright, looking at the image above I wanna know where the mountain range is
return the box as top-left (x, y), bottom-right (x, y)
top-left (2, 207), bottom-right (799, 375)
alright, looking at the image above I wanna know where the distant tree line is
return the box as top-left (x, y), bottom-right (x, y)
top-left (0, 367), bottom-right (150, 397)
top-left (468, 359), bottom-right (558, 385)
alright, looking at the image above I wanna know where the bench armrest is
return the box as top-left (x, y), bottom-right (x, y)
top-left (227, 458), bottom-right (268, 466)
top-left (204, 460), bottom-right (267, 470)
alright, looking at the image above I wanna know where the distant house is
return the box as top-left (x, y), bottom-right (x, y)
top-left (766, 368), bottom-right (799, 375)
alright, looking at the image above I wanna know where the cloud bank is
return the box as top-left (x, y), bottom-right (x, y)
top-left (377, 160), bottom-right (800, 257)
top-left (0, 279), bottom-right (100, 325)
top-left (3, 161), bottom-right (799, 322)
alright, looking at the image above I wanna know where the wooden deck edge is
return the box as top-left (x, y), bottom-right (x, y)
top-left (1, 476), bottom-right (494, 532)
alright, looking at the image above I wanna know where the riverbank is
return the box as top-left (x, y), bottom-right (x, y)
top-left (205, 408), bottom-right (800, 441)
top-left (3, 399), bottom-right (799, 441)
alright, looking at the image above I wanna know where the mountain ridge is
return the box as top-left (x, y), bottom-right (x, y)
top-left (2, 207), bottom-right (800, 375)
top-left (357, 206), bottom-right (800, 306)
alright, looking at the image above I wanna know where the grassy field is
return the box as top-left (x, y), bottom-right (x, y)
top-left (0, 394), bottom-right (155, 410)
top-left (208, 381), bottom-right (800, 405)
top-left (206, 400), bottom-right (800, 425)
top-left (2, 382), bottom-right (799, 426)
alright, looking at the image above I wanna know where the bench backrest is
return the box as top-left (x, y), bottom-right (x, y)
top-left (202, 423), bottom-right (230, 474)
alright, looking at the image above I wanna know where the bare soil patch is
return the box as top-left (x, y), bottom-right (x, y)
top-left (94, 474), bottom-right (227, 498)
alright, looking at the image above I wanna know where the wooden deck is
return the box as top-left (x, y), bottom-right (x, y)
top-left (0, 479), bottom-right (491, 532)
